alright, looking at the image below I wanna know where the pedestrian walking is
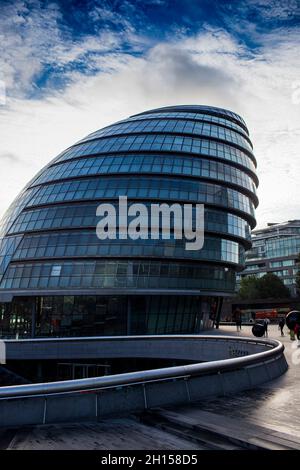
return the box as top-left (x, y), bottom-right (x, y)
top-left (278, 317), bottom-right (285, 336)
top-left (290, 329), bottom-right (295, 341)
top-left (294, 323), bottom-right (300, 340)
top-left (233, 308), bottom-right (242, 331)
top-left (263, 317), bottom-right (270, 337)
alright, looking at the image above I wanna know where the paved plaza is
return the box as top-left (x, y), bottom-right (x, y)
top-left (201, 324), bottom-right (300, 437)
top-left (2, 324), bottom-right (300, 450)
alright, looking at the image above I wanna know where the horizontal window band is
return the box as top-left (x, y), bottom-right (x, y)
top-left (132, 106), bottom-right (249, 133)
top-left (43, 149), bottom-right (258, 186)
top-left (9, 255), bottom-right (245, 270)
top-left (115, 113), bottom-right (251, 141)
top-left (67, 130), bottom-right (256, 166)
top-left (78, 116), bottom-right (253, 149)
top-left (5, 227), bottom-right (252, 250)
top-left (15, 197), bottom-right (256, 229)
top-left (28, 172), bottom-right (258, 207)
top-left (8, 202), bottom-right (251, 243)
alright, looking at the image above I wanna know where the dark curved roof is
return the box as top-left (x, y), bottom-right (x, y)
top-left (131, 104), bottom-right (248, 134)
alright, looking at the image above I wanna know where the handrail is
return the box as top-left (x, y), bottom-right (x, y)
top-left (2, 333), bottom-right (279, 345)
top-left (1, 333), bottom-right (282, 347)
top-left (0, 335), bottom-right (284, 399)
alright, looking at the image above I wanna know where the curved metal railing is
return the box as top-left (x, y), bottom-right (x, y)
top-left (0, 335), bottom-right (285, 399)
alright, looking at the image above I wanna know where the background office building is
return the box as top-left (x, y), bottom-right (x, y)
top-left (0, 105), bottom-right (258, 337)
top-left (237, 220), bottom-right (300, 297)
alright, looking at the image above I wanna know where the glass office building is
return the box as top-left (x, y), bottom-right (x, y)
top-left (0, 105), bottom-right (258, 337)
top-left (237, 220), bottom-right (300, 297)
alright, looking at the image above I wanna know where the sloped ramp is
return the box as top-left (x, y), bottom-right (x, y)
top-left (143, 408), bottom-right (300, 450)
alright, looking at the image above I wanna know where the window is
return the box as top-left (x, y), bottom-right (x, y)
top-left (51, 265), bottom-right (61, 276)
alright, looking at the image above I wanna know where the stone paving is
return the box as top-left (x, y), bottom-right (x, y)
top-left (200, 324), bottom-right (300, 437)
top-left (6, 418), bottom-right (204, 450)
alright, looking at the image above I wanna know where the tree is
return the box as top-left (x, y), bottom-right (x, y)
top-left (296, 271), bottom-right (300, 292)
top-left (296, 253), bottom-right (300, 293)
top-left (238, 273), bottom-right (290, 300)
top-left (258, 273), bottom-right (290, 299)
top-left (238, 275), bottom-right (260, 300)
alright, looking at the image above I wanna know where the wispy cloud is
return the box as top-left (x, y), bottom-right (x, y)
top-left (235, 0), bottom-right (300, 21)
top-left (0, 1), bottom-right (63, 95)
top-left (0, 0), bottom-right (146, 99)
top-left (0, 152), bottom-right (22, 163)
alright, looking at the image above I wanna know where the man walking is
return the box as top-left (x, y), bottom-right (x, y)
top-left (263, 317), bottom-right (270, 337)
top-left (294, 323), bottom-right (300, 340)
top-left (233, 308), bottom-right (242, 332)
top-left (278, 317), bottom-right (285, 336)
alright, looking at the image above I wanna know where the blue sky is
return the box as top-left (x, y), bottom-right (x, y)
top-left (0, 0), bottom-right (300, 227)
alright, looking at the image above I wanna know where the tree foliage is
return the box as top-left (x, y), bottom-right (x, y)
top-left (296, 253), bottom-right (300, 293)
top-left (296, 271), bottom-right (300, 291)
top-left (238, 273), bottom-right (290, 300)
top-left (239, 275), bottom-right (260, 300)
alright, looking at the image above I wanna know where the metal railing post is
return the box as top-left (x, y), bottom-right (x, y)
top-left (184, 377), bottom-right (191, 402)
top-left (43, 397), bottom-right (47, 425)
top-left (142, 383), bottom-right (148, 409)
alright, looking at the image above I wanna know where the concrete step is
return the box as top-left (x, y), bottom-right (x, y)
top-left (146, 408), bottom-right (300, 450)
top-left (142, 413), bottom-right (242, 449)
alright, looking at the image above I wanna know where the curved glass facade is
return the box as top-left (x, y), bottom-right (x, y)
top-left (32, 154), bottom-right (257, 196)
top-left (52, 134), bottom-right (257, 175)
top-left (0, 105), bottom-right (258, 338)
top-left (77, 118), bottom-right (254, 154)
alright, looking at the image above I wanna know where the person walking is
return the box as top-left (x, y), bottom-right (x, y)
top-left (294, 323), bottom-right (300, 340)
top-left (290, 328), bottom-right (295, 341)
top-left (263, 317), bottom-right (270, 337)
top-left (233, 308), bottom-right (242, 331)
top-left (278, 317), bottom-right (285, 336)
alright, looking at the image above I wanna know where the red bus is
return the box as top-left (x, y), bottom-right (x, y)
top-left (255, 309), bottom-right (288, 321)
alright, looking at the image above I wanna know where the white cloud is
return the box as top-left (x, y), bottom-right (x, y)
top-left (238, 0), bottom-right (299, 20)
top-left (0, 1), bottom-right (63, 93)
top-left (0, 7), bottom-right (299, 229)
top-left (0, 0), bottom-right (143, 98)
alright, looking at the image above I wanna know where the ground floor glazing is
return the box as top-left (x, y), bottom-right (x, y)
top-left (0, 294), bottom-right (222, 338)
